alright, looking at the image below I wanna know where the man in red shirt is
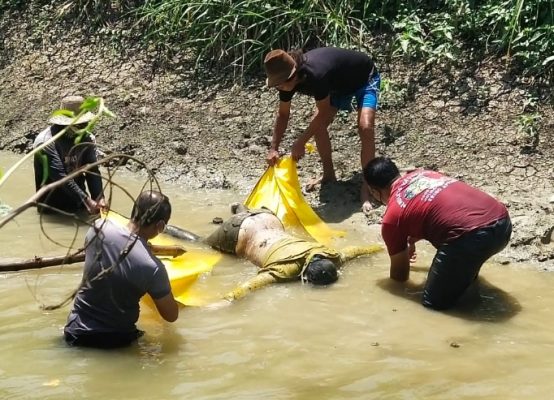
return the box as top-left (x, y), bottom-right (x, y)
top-left (363, 157), bottom-right (512, 310)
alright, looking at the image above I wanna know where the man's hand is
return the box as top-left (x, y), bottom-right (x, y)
top-left (84, 197), bottom-right (101, 215)
top-left (266, 149), bottom-right (280, 166)
top-left (97, 197), bottom-right (108, 210)
top-left (85, 197), bottom-right (108, 215)
top-left (291, 139), bottom-right (306, 161)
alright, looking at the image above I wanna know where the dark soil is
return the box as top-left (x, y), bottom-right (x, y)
top-left (1, 9), bottom-right (553, 269)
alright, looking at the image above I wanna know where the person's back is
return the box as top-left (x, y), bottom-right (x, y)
top-left (64, 190), bottom-right (178, 348)
top-left (382, 169), bottom-right (508, 252)
top-left (364, 157), bottom-right (512, 310)
top-left (65, 219), bottom-right (170, 338)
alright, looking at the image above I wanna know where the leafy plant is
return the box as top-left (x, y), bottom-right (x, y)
top-left (136, 0), bottom-right (369, 73)
top-left (2, 0), bottom-right (552, 80)
top-left (517, 112), bottom-right (541, 153)
top-left (379, 78), bottom-right (407, 109)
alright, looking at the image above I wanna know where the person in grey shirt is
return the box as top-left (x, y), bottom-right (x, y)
top-left (64, 190), bottom-right (179, 349)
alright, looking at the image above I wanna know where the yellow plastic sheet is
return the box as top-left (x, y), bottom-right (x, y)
top-left (245, 156), bottom-right (344, 245)
top-left (102, 211), bottom-right (221, 306)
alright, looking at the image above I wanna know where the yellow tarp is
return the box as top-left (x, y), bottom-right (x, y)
top-left (102, 211), bottom-right (221, 306)
top-left (245, 156), bottom-right (344, 245)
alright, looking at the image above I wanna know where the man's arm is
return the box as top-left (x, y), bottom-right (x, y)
top-left (153, 292), bottom-right (179, 322)
top-left (291, 96), bottom-right (335, 160)
top-left (339, 245), bottom-right (383, 267)
top-left (267, 101), bottom-right (291, 165)
top-left (389, 248), bottom-right (411, 281)
top-left (223, 271), bottom-right (279, 302)
top-left (82, 141), bottom-right (104, 203)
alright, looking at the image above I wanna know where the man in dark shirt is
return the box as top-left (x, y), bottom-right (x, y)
top-left (363, 157), bottom-right (512, 310)
top-left (264, 47), bottom-right (381, 213)
top-left (33, 96), bottom-right (106, 214)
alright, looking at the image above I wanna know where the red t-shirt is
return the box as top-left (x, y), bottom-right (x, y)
top-left (382, 170), bottom-right (508, 255)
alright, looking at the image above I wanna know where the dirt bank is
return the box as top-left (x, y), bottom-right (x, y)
top-left (1, 10), bottom-right (553, 269)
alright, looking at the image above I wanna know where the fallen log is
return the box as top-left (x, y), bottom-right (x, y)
top-left (0, 244), bottom-right (187, 273)
top-left (0, 252), bottom-right (85, 272)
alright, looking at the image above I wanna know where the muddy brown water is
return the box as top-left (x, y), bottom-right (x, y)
top-left (1, 151), bottom-right (553, 399)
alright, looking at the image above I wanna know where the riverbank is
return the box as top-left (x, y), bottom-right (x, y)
top-left (1, 9), bottom-right (553, 269)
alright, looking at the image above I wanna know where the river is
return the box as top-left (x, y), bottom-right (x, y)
top-left (1, 151), bottom-right (553, 399)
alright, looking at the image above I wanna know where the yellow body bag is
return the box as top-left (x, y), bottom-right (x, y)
top-left (245, 156), bottom-right (344, 245)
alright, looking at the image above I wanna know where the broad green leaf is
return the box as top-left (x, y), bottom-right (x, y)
top-left (38, 151), bottom-right (49, 186)
top-left (50, 109), bottom-right (75, 118)
top-left (81, 97), bottom-right (100, 112)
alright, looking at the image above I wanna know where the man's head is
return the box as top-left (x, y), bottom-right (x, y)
top-left (363, 157), bottom-right (400, 205)
top-left (302, 255), bottom-right (339, 285)
top-left (264, 49), bottom-right (297, 89)
top-left (130, 190), bottom-right (171, 239)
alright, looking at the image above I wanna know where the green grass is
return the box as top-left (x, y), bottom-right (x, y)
top-left (2, 0), bottom-right (552, 80)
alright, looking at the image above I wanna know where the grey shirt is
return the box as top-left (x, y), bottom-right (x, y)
top-left (65, 219), bottom-right (172, 335)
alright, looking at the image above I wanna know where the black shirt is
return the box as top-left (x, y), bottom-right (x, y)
top-left (33, 126), bottom-right (103, 212)
top-left (279, 47), bottom-right (375, 102)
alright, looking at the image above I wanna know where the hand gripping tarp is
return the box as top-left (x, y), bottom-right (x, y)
top-left (244, 157), bottom-right (344, 245)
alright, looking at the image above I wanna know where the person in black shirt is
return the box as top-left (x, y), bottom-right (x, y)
top-left (264, 47), bottom-right (381, 213)
top-left (33, 96), bottom-right (106, 215)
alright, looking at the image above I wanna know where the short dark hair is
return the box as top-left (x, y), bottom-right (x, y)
top-left (131, 190), bottom-right (171, 226)
top-left (302, 256), bottom-right (338, 285)
top-left (363, 157), bottom-right (400, 189)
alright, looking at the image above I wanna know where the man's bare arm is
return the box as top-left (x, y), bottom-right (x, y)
top-left (153, 293), bottom-right (179, 322)
top-left (389, 249), bottom-right (411, 281)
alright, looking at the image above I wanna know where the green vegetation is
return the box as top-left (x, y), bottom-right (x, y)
top-left (1, 0), bottom-right (553, 79)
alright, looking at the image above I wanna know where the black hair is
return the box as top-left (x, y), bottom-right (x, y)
top-left (288, 49), bottom-right (305, 68)
top-left (363, 156), bottom-right (400, 189)
top-left (303, 256), bottom-right (338, 285)
top-left (130, 190), bottom-right (171, 227)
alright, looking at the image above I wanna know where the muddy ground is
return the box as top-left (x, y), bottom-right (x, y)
top-left (1, 14), bottom-right (553, 269)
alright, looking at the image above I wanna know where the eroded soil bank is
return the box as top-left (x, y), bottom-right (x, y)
top-left (1, 9), bottom-right (553, 269)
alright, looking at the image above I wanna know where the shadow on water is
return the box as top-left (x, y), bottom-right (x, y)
top-left (376, 271), bottom-right (522, 322)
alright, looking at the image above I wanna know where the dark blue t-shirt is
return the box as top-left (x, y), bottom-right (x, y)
top-left (65, 219), bottom-right (172, 335)
top-left (279, 47), bottom-right (375, 102)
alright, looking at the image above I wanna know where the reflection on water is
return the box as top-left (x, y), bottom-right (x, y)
top-left (1, 151), bottom-right (554, 399)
